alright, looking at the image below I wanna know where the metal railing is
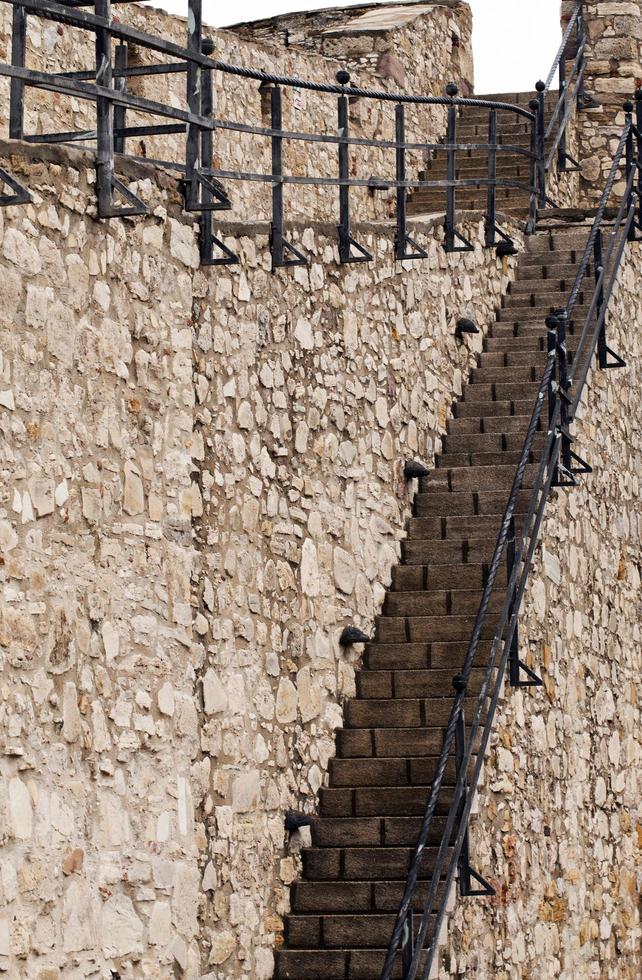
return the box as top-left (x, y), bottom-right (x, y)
top-left (0, 0), bottom-right (545, 265)
top-left (380, 92), bottom-right (641, 980)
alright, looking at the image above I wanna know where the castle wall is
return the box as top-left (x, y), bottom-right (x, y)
top-left (0, 139), bottom-right (518, 979)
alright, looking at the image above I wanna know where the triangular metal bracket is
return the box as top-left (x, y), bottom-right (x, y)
top-left (559, 152), bottom-right (582, 173)
top-left (272, 236), bottom-right (308, 269)
top-left (395, 234), bottom-right (428, 262)
top-left (569, 449), bottom-right (592, 476)
top-left (446, 228), bottom-right (474, 253)
top-left (99, 175), bottom-right (148, 218)
top-left (183, 171), bottom-right (232, 213)
top-left (339, 233), bottom-right (373, 265)
top-left (0, 166), bottom-right (31, 207)
top-left (599, 345), bottom-right (626, 370)
top-left (201, 234), bottom-right (240, 267)
top-left (488, 222), bottom-right (515, 248)
top-left (461, 866), bottom-right (496, 898)
top-left (552, 463), bottom-right (578, 488)
top-left (513, 658), bottom-right (544, 688)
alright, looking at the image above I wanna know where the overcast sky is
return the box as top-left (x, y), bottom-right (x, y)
top-left (158, 0), bottom-right (561, 94)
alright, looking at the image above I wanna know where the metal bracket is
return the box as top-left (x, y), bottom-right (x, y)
top-left (512, 658), bottom-right (544, 688)
top-left (559, 151), bottom-right (582, 173)
top-left (460, 865), bottom-right (496, 898)
top-left (339, 232), bottom-right (373, 265)
top-left (99, 174), bottom-right (148, 218)
top-left (395, 233), bottom-right (428, 262)
top-left (183, 171), bottom-right (232, 213)
top-left (0, 165), bottom-right (31, 207)
top-left (200, 230), bottom-right (239, 267)
top-left (599, 345), bottom-right (626, 370)
top-left (271, 232), bottom-right (308, 269)
top-left (445, 228), bottom-right (474, 253)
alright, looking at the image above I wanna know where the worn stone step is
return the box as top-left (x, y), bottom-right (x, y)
top-left (391, 561), bottom-right (506, 591)
top-left (301, 844), bottom-right (447, 881)
top-left (446, 414), bottom-right (535, 434)
top-left (414, 487), bottom-right (532, 516)
top-left (319, 784), bottom-right (457, 818)
top-left (286, 912), bottom-right (439, 949)
top-left (336, 724), bottom-right (444, 758)
top-left (383, 589), bottom-right (499, 619)
top-left (441, 430), bottom-right (545, 454)
top-left (483, 334), bottom-right (546, 351)
top-left (346, 691), bottom-right (488, 728)
top-left (508, 275), bottom-right (587, 296)
top-left (454, 397), bottom-right (537, 417)
top-left (406, 513), bottom-right (505, 537)
top-left (436, 447), bottom-right (542, 468)
top-left (357, 663), bottom-right (488, 699)
top-left (329, 755), bottom-right (460, 788)
top-left (419, 462), bottom-right (539, 493)
top-left (308, 817), bottom-right (449, 852)
top-left (470, 362), bottom-right (542, 383)
top-left (400, 537), bottom-right (497, 565)
top-left (275, 947), bottom-right (430, 980)
top-left (362, 637), bottom-right (494, 673)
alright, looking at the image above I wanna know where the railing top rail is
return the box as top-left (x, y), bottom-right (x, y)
top-left (544, 0), bottom-right (581, 93)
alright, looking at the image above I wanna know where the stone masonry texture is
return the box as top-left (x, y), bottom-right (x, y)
top-left (0, 2), bottom-right (639, 979)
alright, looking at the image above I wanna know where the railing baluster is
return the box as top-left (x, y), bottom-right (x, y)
top-left (536, 80), bottom-right (546, 207)
top-left (444, 83), bottom-right (458, 252)
top-left (506, 517), bottom-right (519, 687)
top-left (556, 309), bottom-right (573, 478)
top-left (113, 42), bottom-right (128, 155)
top-left (271, 83), bottom-right (285, 268)
top-left (95, 0), bottom-right (114, 217)
top-left (400, 908), bottom-right (414, 979)
top-left (184, 0), bottom-right (203, 211)
top-left (336, 69), bottom-right (371, 264)
top-left (624, 101), bottom-right (636, 242)
top-left (528, 98), bottom-right (540, 233)
top-left (576, 0), bottom-right (587, 109)
top-left (558, 44), bottom-right (567, 171)
top-left (395, 103), bottom-right (407, 261)
top-left (485, 109), bottom-right (497, 247)
top-left (594, 229), bottom-right (607, 367)
top-left (9, 5), bottom-right (26, 140)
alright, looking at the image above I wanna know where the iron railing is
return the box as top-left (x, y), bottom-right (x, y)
top-left (0, 0), bottom-right (545, 265)
top-left (380, 93), bottom-right (642, 980)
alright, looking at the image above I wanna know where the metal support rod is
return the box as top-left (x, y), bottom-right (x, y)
top-left (594, 229), bottom-right (607, 367)
top-left (10, 5), bottom-right (27, 140)
top-left (558, 50), bottom-right (567, 171)
top-left (506, 517), bottom-right (520, 687)
top-left (199, 37), bottom-right (214, 263)
top-left (528, 98), bottom-right (540, 232)
top-left (337, 75), bottom-right (351, 263)
top-left (624, 102), bottom-right (636, 241)
top-left (445, 93), bottom-right (457, 252)
top-left (576, 2), bottom-right (587, 108)
top-left (485, 109), bottom-right (497, 246)
top-left (113, 42), bottom-right (128, 154)
top-left (185, 0), bottom-right (203, 209)
top-left (536, 81), bottom-right (546, 206)
top-left (637, 90), bottom-right (642, 234)
top-left (395, 103), bottom-right (407, 260)
top-left (556, 309), bottom-right (573, 475)
top-left (95, 0), bottom-right (114, 217)
top-left (271, 84), bottom-right (284, 265)
top-left (401, 908), bottom-right (414, 979)
top-left (454, 705), bottom-right (472, 896)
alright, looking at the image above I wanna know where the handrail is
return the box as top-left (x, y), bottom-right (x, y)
top-left (544, 2), bottom-right (581, 94)
top-left (0, 0), bottom-right (540, 264)
top-left (382, 101), bottom-right (640, 980)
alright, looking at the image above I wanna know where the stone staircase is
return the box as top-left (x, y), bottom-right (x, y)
top-left (408, 91), bottom-right (558, 217)
top-left (274, 183), bottom-right (591, 977)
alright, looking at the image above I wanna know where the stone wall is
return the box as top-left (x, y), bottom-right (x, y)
top-left (0, 139), bottom-right (520, 979)
top-left (440, 240), bottom-right (642, 980)
top-left (575, 0), bottom-right (642, 201)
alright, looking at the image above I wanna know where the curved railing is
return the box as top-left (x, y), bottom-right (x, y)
top-left (0, 0), bottom-right (540, 264)
top-left (381, 97), bottom-right (641, 980)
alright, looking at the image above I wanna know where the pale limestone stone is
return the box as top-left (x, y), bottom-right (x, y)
top-left (209, 931), bottom-right (236, 965)
top-left (101, 894), bottom-right (143, 958)
top-left (28, 478), bottom-right (54, 518)
top-left (276, 678), bottom-right (298, 724)
top-left (203, 669), bottom-right (228, 714)
top-left (123, 461), bottom-right (144, 516)
top-left (62, 682), bottom-right (82, 744)
top-left (231, 771), bottom-right (260, 813)
top-left (333, 547), bottom-right (357, 595)
top-left (8, 778), bottom-right (32, 840)
top-left (301, 538), bottom-right (320, 596)
top-left (101, 621), bottom-right (120, 662)
top-left (158, 681), bottom-right (175, 717)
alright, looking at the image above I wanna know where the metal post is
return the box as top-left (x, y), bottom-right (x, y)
top-left (637, 90), bottom-right (642, 234)
top-left (527, 98), bottom-right (540, 233)
top-left (558, 52), bottom-right (567, 172)
top-left (395, 103), bottom-right (407, 260)
top-left (454, 704), bottom-right (472, 896)
top-left (337, 70), bottom-right (351, 263)
top-left (576, 1), bottom-right (587, 109)
top-left (506, 516), bottom-right (520, 687)
top-left (445, 83), bottom-right (458, 252)
top-left (594, 229), bottom-right (607, 367)
top-left (624, 100), bottom-right (636, 241)
top-left (95, 0), bottom-right (114, 217)
top-left (10, 6), bottom-right (27, 140)
top-left (185, 0), bottom-right (203, 210)
top-left (485, 109), bottom-right (497, 246)
top-left (271, 84), bottom-right (285, 268)
top-left (199, 37), bottom-right (214, 263)
top-left (536, 80), bottom-right (547, 207)
top-left (113, 43), bottom-right (128, 155)
top-left (556, 309), bottom-right (572, 475)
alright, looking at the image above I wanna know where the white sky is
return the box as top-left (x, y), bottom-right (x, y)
top-left (157, 0), bottom-right (561, 94)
